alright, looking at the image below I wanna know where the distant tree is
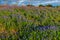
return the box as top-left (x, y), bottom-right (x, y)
top-left (27, 4), bottom-right (34, 7)
top-left (46, 4), bottom-right (53, 7)
top-left (39, 4), bottom-right (44, 7)
top-left (56, 6), bottom-right (60, 8)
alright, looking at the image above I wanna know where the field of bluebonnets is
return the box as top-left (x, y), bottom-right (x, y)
top-left (0, 5), bottom-right (60, 40)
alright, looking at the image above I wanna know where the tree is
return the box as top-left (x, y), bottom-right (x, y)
top-left (39, 4), bottom-right (44, 7)
top-left (27, 4), bottom-right (34, 7)
top-left (46, 4), bottom-right (53, 7)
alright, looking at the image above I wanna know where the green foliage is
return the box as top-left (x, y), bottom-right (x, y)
top-left (0, 6), bottom-right (59, 40)
top-left (46, 4), bottom-right (53, 7)
top-left (27, 5), bottom-right (34, 7)
top-left (39, 4), bottom-right (44, 7)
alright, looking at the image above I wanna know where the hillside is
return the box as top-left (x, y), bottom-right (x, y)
top-left (0, 6), bottom-right (60, 40)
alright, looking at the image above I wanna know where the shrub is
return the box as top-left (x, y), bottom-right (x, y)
top-left (46, 4), bottom-right (53, 7)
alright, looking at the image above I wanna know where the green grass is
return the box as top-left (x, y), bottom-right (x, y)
top-left (0, 6), bottom-right (60, 40)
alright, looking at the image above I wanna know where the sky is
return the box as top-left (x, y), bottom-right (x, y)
top-left (0, 0), bottom-right (60, 6)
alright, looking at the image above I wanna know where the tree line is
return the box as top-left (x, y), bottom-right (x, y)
top-left (26, 4), bottom-right (59, 7)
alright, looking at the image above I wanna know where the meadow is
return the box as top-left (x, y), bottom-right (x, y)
top-left (0, 5), bottom-right (60, 40)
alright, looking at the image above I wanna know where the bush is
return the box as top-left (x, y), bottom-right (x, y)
top-left (39, 4), bottom-right (44, 7)
top-left (27, 4), bottom-right (34, 7)
top-left (46, 4), bottom-right (53, 7)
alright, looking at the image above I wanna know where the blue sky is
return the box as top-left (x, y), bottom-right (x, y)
top-left (0, 0), bottom-right (60, 6)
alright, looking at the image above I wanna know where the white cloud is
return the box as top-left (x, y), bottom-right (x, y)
top-left (40, 0), bottom-right (59, 4)
top-left (18, 0), bottom-right (26, 5)
top-left (0, 0), bottom-right (59, 6)
top-left (32, 0), bottom-right (60, 6)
